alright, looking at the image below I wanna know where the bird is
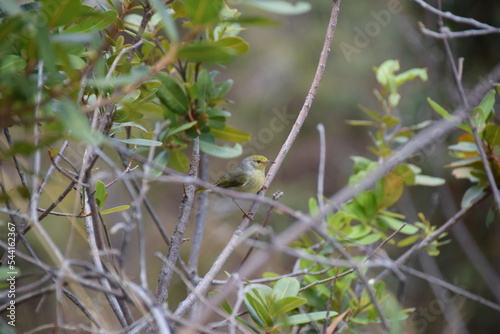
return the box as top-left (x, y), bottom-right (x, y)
top-left (197, 155), bottom-right (275, 220)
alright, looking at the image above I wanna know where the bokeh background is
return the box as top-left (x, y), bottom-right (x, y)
top-left (3, 0), bottom-right (500, 332)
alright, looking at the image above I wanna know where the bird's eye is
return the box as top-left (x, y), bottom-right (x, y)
top-left (256, 160), bottom-right (261, 163)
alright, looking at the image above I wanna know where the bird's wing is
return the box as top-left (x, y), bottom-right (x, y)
top-left (215, 169), bottom-right (248, 189)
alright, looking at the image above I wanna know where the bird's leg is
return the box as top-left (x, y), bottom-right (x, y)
top-left (231, 199), bottom-right (254, 221)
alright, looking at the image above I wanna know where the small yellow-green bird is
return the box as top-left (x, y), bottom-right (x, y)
top-left (197, 155), bottom-right (275, 219)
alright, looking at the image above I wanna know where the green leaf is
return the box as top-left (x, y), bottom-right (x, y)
top-left (397, 235), bottom-right (420, 247)
top-left (149, 0), bottom-right (178, 42)
top-left (473, 89), bottom-right (495, 125)
top-left (375, 59), bottom-right (399, 87)
top-left (149, 151), bottom-right (169, 177)
top-left (395, 68), bottom-right (428, 86)
top-left (215, 37), bottom-right (249, 55)
top-left (378, 215), bottom-right (418, 235)
top-left (178, 42), bottom-right (233, 63)
top-left (355, 233), bottom-right (381, 245)
top-left (245, 0), bottom-right (311, 15)
top-left (57, 99), bottom-right (104, 145)
top-left (165, 121), bottom-right (198, 138)
top-left (427, 97), bottom-right (452, 119)
top-left (196, 69), bottom-right (212, 111)
top-left (448, 142), bottom-right (478, 152)
top-left (211, 125), bottom-right (251, 142)
top-left (46, 0), bottom-right (84, 27)
top-left (308, 197), bottom-right (319, 215)
top-left (272, 296), bottom-right (307, 315)
top-left (347, 225), bottom-right (372, 239)
top-left (273, 277), bottom-right (300, 299)
top-left (345, 120), bottom-right (379, 127)
top-left (114, 138), bottom-right (163, 147)
top-left (244, 288), bottom-right (273, 329)
top-left (100, 205), bottom-right (130, 214)
top-left (461, 185), bottom-right (487, 208)
top-left (414, 175), bottom-right (445, 187)
top-left (0, 55), bottom-right (26, 73)
top-left (446, 156), bottom-right (481, 168)
top-left (64, 9), bottom-right (118, 33)
top-left (483, 124), bottom-right (500, 147)
top-left (213, 79), bottom-right (234, 99)
top-left (169, 150), bottom-right (190, 171)
top-left (91, 65), bottom-right (150, 88)
top-left (95, 180), bottom-right (107, 209)
top-left (185, 0), bottom-right (223, 25)
top-left (200, 139), bottom-right (242, 159)
top-left (156, 72), bottom-right (189, 115)
top-left (275, 310), bottom-right (338, 327)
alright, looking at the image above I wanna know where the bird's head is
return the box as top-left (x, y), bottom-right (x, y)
top-left (242, 155), bottom-right (275, 171)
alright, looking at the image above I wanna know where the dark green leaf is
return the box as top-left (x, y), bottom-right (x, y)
top-left (64, 9), bottom-right (118, 33)
top-left (178, 42), bottom-right (233, 63)
top-left (196, 69), bottom-right (212, 111)
top-left (474, 89), bottom-right (495, 125)
top-left (272, 296), bottom-right (307, 315)
top-left (165, 121), bottom-right (197, 138)
top-left (156, 72), bottom-right (189, 115)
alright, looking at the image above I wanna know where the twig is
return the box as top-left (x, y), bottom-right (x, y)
top-left (153, 138), bottom-right (200, 308)
top-left (418, 23), bottom-right (500, 39)
top-left (411, 0), bottom-right (498, 30)
top-left (316, 123), bottom-right (326, 215)
top-left (188, 152), bottom-right (209, 278)
top-left (401, 265), bottom-right (500, 312)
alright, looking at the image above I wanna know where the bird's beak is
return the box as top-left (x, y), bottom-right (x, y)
top-left (264, 160), bottom-right (275, 165)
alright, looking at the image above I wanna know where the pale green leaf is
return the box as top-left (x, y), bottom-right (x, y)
top-left (114, 138), bottom-right (163, 146)
top-left (101, 205), bottom-right (130, 215)
top-left (379, 215), bottom-right (418, 235)
top-left (211, 125), bottom-right (251, 142)
top-left (273, 277), bottom-right (300, 299)
top-left (199, 140), bottom-right (242, 158)
top-left (414, 175), bottom-right (445, 187)
top-left (245, 0), bottom-right (311, 15)
top-left (461, 185), bottom-right (487, 208)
